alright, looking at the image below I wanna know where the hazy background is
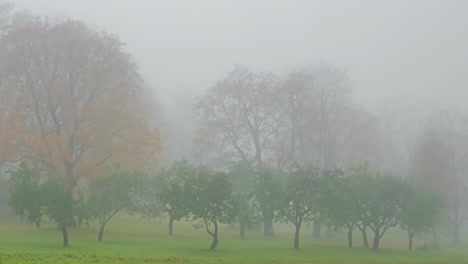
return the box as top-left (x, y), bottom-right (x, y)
top-left (13, 0), bottom-right (468, 161)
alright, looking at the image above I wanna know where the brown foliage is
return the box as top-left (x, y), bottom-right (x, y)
top-left (0, 19), bottom-right (161, 184)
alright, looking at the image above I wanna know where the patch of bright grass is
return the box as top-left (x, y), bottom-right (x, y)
top-left (0, 213), bottom-right (467, 263)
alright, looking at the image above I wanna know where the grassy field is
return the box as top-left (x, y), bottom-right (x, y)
top-left (0, 213), bottom-right (467, 264)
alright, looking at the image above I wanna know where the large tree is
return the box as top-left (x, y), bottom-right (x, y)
top-left (2, 19), bottom-right (160, 246)
top-left (194, 64), bottom-right (376, 238)
top-left (194, 65), bottom-right (279, 167)
top-left (409, 111), bottom-right (468, 245)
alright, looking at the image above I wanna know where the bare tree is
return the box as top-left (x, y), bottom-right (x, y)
top-left (194, 65), bottom-right (279, 167)
top-left (410, 110), bottom-right (468, 245)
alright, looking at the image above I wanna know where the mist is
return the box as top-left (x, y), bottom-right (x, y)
top-left (12, 0), bottom-right (468, 162)
top-left (0, 0), bottom-right (467, 262)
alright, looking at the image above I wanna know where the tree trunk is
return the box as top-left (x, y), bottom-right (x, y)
top-left (453, 206), bottom-right (460, 244)
top-left (359, 225), bottom-right (369, 247)
top-left (433, 228), bottom-right (439, 249)
top-left (263, 217), bottom-right (274, 237)
top-left (168, 215), bottom-right (174, 236)
top-left (98, 223), bottom-right (105, 241)
top-left (312, 223), bottom-right (321, 239)
top-left (347, 226), bottom-right (353, 248)
top-left (372, 230), bottom-right (380, 251)
top-left (209, 221), bottom-right (219, 251)
top-left (294, 221), bottom-right (301, 249)
top-left (61, 226), bottom-right (69, 247)
top-left (209, 233), bottom-right (218, 251)
top-left (239, 219), bottom-right (246, 238)
top-left (453, 223), bottom-right (460, 245)
top-left (408, 231), bottom-right (414, 251)
top-left (326, 225), bottom-right (333, 238)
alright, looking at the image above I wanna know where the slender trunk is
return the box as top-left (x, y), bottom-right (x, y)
top-left (61, 226), bottom-right (69, 247)
top-left (294, 220), bottom-right (302, 249)
top-left (453, 205), bottom-right (460, 244)
top-left (408, 230), bottom-right (414, 251)
top-left (372, 230), bottom-right (380, 251)
top-left (98, 223), bottom-right (105, 241)
top-left (359, 225), bottom-right (369, 247)
top-left (347, 226), bottom-right (353, 248)
top-left (312, 223), bottom-right (321, 239)
top-left (239, 219), bottom-right (246, 238)
top-left (209, 221), bottom-right (219, 251)
top-left (453, 222), bottom-right (460, 245)
top-left (263, 217), bottom-right (274, 237)
top-left (433, 228), bottom-right (439, 249)
top-left (168, 215), bottom-right (174, 236)
top-left (326, 225), bottom-right (333, 238)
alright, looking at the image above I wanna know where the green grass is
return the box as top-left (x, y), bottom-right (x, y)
top-left (0, 213), bottom-right (467, 263)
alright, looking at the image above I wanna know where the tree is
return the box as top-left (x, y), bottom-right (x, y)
top-left (360, 174), bottom-right (404, 250)
top-left (9, 164), bottom-right (42, 226)
top-left (227, 160), bottom-right (260, 238)
top-left (399, 182), bottom-right (442, 251)
top-left (187, 167), bottom-right (237, 250)
top-left (0, 1), bottom-right (32, 32)
top-left (281, 64), bottom-right (362, 239)
top-left (0, 1), bottom-right (13, 31)
top-left (252, 166), bottom-right (285, 236)
top-left (278, 167), bottom-right (321, 249)
top-left (347, 164), bottom-right (375, 248)
top-left (9, 164), bottom-right (87, 247)
top-left (194, 65), bottom-right (279, 167)
top-left (409, 111), bottom-right (468, 245)
top-left (87, 170), bottom-right (143, 241)
top-left (320, 169), bottom-right (361, 248)
top-left (1, 19), bottom-right (160, 246)
top-left (154, 160), bottom-right (193, 235)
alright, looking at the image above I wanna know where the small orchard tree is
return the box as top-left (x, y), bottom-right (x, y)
top-left (361, 174), bottom-right (404, 250)
top-left (9, 164), bottom-right (87, 247)
top-left (252, 166), bottom-right (285, 236)
top-left (227, 160), bottom-right (260, 238)
top-left (320, 169), bottom-right (361, 248)
top-left (400, 182), bottom-right (443, 251)
top-left (9, 164), bottom-right (42, 226)
top-left (278, 167), bottom-right (320, 249)
top-left (154, 159), bottom-right (193, 235)
top-left (87, 170), bottom-right (143, 241)
top-left (347, 164), bottom-right (374, 248)
top-left (188, 167), bottom-right (237, 250)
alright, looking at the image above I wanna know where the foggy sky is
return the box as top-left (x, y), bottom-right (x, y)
top-left (12, 0), bottom-right (468, 160)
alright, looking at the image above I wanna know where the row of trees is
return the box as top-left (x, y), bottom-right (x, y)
top-left (193, 64), bottom-right (382, 239)
top-left (10, 160), bottom-right (442, 251)
top-left (0, 2), bottom-right (464, 253)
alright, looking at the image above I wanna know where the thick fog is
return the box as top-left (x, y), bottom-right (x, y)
top-left (13, 0), bottom-right (468, 161)
top-left (2, 1), bottom-right (468, 255)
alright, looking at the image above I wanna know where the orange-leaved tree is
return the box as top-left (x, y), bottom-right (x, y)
top-left (0, 18), bottom-right (161, 246)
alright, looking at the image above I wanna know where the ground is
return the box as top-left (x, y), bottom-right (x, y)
top-left (0, 213), bottom-right (466, 263)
